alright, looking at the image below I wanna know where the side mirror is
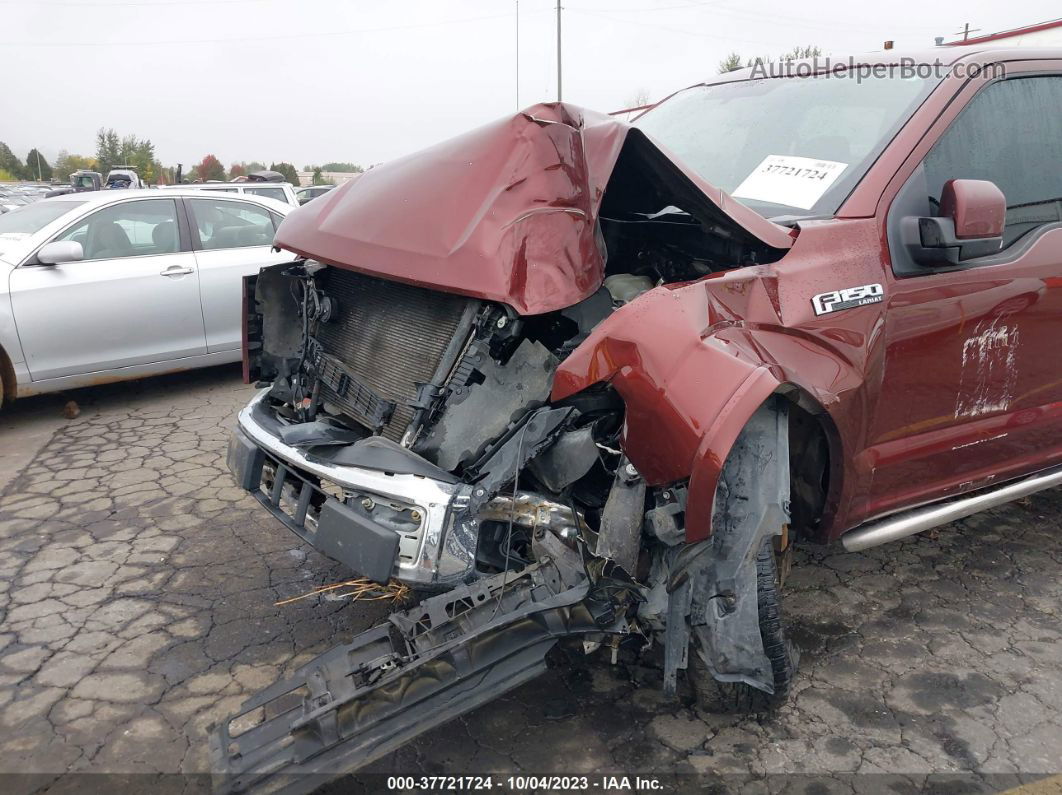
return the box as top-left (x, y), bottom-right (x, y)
top-left (36, 240), bottom-right (84, 265)
top-left (903, 179), bottom-right (1005, 266)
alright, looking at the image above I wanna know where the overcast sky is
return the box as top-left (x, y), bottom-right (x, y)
top-left (1, 0), bottom-right (1057, 170)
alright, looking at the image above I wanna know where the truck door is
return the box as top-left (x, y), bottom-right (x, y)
top-left (868, 73), bottom-right (1062, 519)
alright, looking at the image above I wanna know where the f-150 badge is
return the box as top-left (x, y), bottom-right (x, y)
top-left (812, 283), bottom-right (884, 316)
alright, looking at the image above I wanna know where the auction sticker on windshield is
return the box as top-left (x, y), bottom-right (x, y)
top-left (732, 154), bottom-right (847, 210)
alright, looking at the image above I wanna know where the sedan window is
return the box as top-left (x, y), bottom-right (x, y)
top-left (54, 199), bottom-right (180, 260)
top-left (244, 186), bottom-right (288, 204)
top-left (189, 198), bottom-right (275, 250)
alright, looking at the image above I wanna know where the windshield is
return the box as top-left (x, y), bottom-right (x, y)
top-left (635, 73), bottom-right (936, 217)
top-left (0, 201), bottom-right (83, 236)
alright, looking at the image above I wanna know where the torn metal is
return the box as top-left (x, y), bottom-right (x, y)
top-left (217, 100), bottom-right (804, 790)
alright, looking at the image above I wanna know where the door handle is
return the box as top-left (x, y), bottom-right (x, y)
top-left (160, 265), bottom-right (194, 277)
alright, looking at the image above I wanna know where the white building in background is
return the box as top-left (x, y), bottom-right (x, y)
top-left (944, 18), bottom-right (1062, 47)
top-left (295, 171), bottom-right (363, 187)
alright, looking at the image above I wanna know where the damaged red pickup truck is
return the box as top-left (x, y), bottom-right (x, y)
top-left (211, 48), bottom-right (1062, 789)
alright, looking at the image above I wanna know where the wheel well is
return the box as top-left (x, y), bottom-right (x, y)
top-left (0, 343), bottom-right (15, 405)
top-left (779, 388), bottom-right (837, 541)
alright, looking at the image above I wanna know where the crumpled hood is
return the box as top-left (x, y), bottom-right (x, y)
top-left (274, 102), bottom-right (793, 315)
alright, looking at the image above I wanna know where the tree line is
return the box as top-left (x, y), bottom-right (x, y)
top-left (0, 142), bottom-right (56, 182)
top-left (718, 45), bottom-right (823, 73)
top-left (0, 129), bottom-right (364, 186)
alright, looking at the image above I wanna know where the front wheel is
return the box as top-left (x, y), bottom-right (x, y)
top-left (688, 537), bottom-right (797, 713)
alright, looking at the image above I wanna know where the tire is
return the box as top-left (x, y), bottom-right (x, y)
top-left (688, 537), bottom-right (797, 713)
top-left (0, 345), bottom-right (11, 411)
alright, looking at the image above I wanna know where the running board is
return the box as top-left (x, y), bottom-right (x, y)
top-left (208, 542), bottom-right (599, 795)
top-left (842, 464), bottom-right (1062, 552)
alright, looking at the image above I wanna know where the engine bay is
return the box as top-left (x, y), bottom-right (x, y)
top-left (213, 120), bottom-right (799, 792)
top-left (245, 187), bottom-right (779, 588)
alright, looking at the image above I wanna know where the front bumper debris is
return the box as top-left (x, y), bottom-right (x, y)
top-left (229, 389), bottom-right (473, 587)
top-left (209, 532), bottom-right (602, 795)
top-left (229, 390), bottom-right (584, 588)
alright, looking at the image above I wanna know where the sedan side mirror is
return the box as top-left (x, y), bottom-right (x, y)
top-left (903, 179), bottom-right (1005, 266)
top-left (36, 240), bottom-right (84, 265)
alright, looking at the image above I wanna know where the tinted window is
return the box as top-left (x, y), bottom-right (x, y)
top-left (924, 77), bottom-right (1062, 248)
top-left (55, 199), bottom-right (180, 260)
top-left (0, 201), bottom-right (86, 236)
top-left (190, 198), bottom-right (275, 250)
top-left (245, 186), bottom-right (287, 203)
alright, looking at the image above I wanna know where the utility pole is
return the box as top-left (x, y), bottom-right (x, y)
top-left (953, 22), bottom-right (980, 42)
top-left (35, 150), bottom-right (42, 181)
top-left (556, 0), bottom-right (562, 102)
top-left (515, 0), bottom-right (520, 108)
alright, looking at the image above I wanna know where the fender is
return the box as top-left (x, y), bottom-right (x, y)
top-left (686, 367), bottom-right (780, 541)
top-left (553, 273), bottom-right (868, 542)
top-left (553, 281), bottom-right (781, 541)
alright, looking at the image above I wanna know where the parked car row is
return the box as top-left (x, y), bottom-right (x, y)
top-left (9, 175), bottom-right (331, 211)
top-left (295, 183), bottom-right (335, 205)
top-left (160, 181), bottom-right (300, 206)
top-left (0, 183), bottom-right (53, 212)
top-left (162, 181), bottom-right (336, 207)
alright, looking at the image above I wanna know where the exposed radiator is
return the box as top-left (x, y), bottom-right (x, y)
top-left (313, 268), bottom-right (473, 441)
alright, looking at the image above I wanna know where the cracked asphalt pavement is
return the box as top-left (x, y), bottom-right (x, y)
top-left (1, 365), bottom-right (1060, 791)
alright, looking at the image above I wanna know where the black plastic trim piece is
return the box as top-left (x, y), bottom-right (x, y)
top-left (209, 562), bottom-right (595, 795)
top-left (316, 500), bottom-right (400, 585)
top-left (225, 428), bottom-right (399, 584)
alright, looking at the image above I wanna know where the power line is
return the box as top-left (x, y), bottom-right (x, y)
top-left (574, 1), bottom-right (725, 13)
top-left (0, 9), bottom-right (536, 47)
top-left (574, 0), bottom-right (940, 34)
top-left (0, 0), bottom-right (263, 6)
top-left (952, 22), bottom-right (982, 41)
top-left (568, 8), bottom-right (803, 47)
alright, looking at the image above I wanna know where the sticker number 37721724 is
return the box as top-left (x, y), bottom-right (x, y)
top-left (732, 154), bottom-right (848, 210)
top-left (812, 283), bottom-right (884, 316)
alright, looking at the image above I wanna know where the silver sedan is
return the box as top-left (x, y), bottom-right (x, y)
top-left (0, 190), bottom-right (297, 406)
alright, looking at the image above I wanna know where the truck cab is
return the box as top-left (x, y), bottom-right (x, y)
top-left (70, 170), bottom-right (102, 192)
top-left (210, 47), bottom-right (1062, 792)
